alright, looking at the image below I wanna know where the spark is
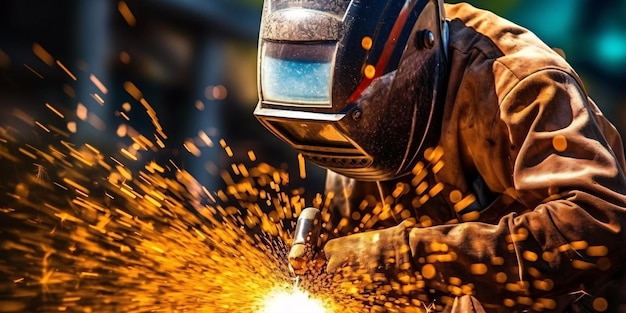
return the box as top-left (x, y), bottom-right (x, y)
top-left (33, 163), bottom-right (48, 181)
top-left (90, 93), bottom-right (105, 105)
top-left (53, 181), bottom-right (69, 190)
top-left (62, 177), bottom-right (90, 194)
top-left (120, 147), bottom-right (138, 161)
top-left (45, 103), bottom-right (65, 118)
top-left (119, 111), bottom-right (130, 120)
top-left (32, 42), bottom-right (55, 66)
top-left (123, 81), bottom-right (143, 101)
top-left (55, 60), bottom-right (77, 81)
top-left (198, 130), bottom-right (214, 147)
top-left (183, 139), bottom-right (202, 157)
top-left (118, 1), bottom-right (137, 27)
top-left (248, 150), bottom-right (257, 161)
top-left (23, 64), bottom-right (43, 79)
top-left (35, 121), bottom-right (50, 133)
top-left (89, 74), bottom-right (109, 94)
top-left (298, 153), bottom-right (306, 179)
top-left (18, 147), bottom-right (37, 159)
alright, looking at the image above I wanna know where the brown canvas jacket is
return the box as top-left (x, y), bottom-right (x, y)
top-left (324, 3), bottom-right (626, 312)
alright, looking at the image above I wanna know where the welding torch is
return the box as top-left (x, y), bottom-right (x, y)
top-left (288, 207), bottom-right (323, 284)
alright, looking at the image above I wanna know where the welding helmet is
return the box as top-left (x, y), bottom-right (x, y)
top-left (254, 0), bottom-right (448, 181)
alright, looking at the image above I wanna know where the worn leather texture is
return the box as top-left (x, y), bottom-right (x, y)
top-left (323, 2), bottom-right (626, 312)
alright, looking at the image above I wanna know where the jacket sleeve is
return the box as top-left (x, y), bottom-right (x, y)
top-left (407, 69), bottom-right (626, 306)
top-left (323, 170), bottom-right (405, 238)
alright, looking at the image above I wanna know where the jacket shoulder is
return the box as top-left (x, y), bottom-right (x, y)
top-left (443, 2), bottom-right (577, 93)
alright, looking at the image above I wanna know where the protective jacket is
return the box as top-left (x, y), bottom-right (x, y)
top-left (324, 3), bottom-right (626, 312)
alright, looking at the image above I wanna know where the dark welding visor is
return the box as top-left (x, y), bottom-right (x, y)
top-left (260, 42), bottom-right (336, 106)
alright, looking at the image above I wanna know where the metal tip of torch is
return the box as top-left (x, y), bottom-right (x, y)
top-left (293, 275), bottom-right (300, 289)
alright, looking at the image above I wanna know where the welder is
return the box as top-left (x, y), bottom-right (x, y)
top-left (254, 0), bottom-right (626, 311)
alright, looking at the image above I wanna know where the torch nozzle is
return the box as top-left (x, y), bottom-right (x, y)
top-left (288, 207), bottom-right (322, 275)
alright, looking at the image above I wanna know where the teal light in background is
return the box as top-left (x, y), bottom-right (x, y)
top-left (446, 0), bottom-right (584, 56)
top-left (595, 26), bottom-right (626, 72)
top-left (508, 0), bottom-right (583, 48)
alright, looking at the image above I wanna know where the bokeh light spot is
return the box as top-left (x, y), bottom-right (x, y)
top-left (364, 65), bottom-right (376, 79)
top-left (552, 135), bottom-right (567, 152)
top-left (67, 121), bottom-right (77, 133)
top-left (470, 263), bottom-right (488, 275)
top-left (596, 27), bottom-right (626, 70)
top-left (449, 190), bottom-right (463, 203)
top-left (361, 36), bottom-right (373, 51)
top-left (421, 264), bottom-right (436, 279)
top-left (593, 297), bottom-right (609, 312)
top-left (120, 51), bottom-right (131, 64)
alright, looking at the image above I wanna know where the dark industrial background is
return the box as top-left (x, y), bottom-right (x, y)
top-left (0, 0), bottom-right (625, 194)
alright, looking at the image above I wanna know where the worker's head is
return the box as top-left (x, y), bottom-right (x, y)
top-left (254, 0), bottom-right (448, 181)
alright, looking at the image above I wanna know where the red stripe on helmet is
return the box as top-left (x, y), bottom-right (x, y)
top-left (346, 4), bottom-right (412, 104)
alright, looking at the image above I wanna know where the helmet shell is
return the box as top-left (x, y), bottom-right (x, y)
top-left (255, 0), bottom-right (448, 181)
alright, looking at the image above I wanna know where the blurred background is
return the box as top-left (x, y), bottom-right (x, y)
top-left (0, 1), bottom-right (624, 312)
top-left (0, 0), bottom-right (625, 193)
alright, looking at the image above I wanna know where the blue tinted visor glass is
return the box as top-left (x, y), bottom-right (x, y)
top-left (261, 42), bottom-right (335, 105)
